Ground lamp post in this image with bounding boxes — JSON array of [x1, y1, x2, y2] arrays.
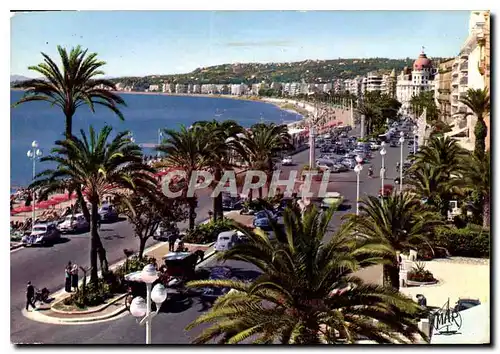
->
[[157, 129, 163, 158], [127, 264, 168, 344], [399, 132, 405, 192], [354, 155, 363, 215], [380, 142, 387, 203], [27, 141, 43, 231], [413, 127, 418, 155]]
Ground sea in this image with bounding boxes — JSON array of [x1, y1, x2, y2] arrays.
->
[[10, 91, 302, 191]]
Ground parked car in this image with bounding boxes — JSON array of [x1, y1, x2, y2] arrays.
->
[[214, 230, 244, 252], [201, 266, 237, 301], [282, 155, 293, 166], [22, 223, 61, 246], [57, 213, 89, 233], [222, 194, 243, 210], [98, 203, 119, 222], [340, 158, 357, 169], [389, 140, 398, 147], [320, 192, 344, 209], [332, 163, 348, 172], [316, 159, 336, 171], [153, 224, 180, 241]]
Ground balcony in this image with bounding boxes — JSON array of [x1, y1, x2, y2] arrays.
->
[[460, 77, 468, 85], [452, 70, 459, 77], [460, 62, 468, 71], [460, 51, 469, 59]]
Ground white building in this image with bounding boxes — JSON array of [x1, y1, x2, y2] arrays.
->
[[270, 82, 282, 91], [192, 84, 201, 94], [148, 84, 160, 92], [446, 10, 488, 151], [344, 77, 362, 97], [364, 72, 383, 93], [175, 84, 187, 94], [289, 83, 300, 96], [396, 49, 437, 115], [231, 84, 247, 96], [187, 84, 194, 94], [162, 83, 173, 93]]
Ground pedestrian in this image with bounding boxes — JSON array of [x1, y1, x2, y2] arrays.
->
[[65, 262, 72, 292], [71, 262, 79, 292], [25, 281, 36, 311], [168, 232, 177, 252]]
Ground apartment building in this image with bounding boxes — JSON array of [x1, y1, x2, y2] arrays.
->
[[192, 84, 201, 94], [175, 84, 187, 94], [381, 69, 397, 98], [148, 84, 160, 92], [333, 79, 345, 94], [364, 72, 383, 93], [344, 77, 362, 97], [446, 10, 489, 151], [230, 83, 247, 96], [434, 58, 454, 122]]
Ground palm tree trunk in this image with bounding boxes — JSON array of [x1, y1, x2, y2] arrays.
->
[[483, 194, 490, 228], [89, 201, 100, 285], [213, 168, 223, 222], [383, 262, 400, 291], [64, 111, 73, 140], [138, 236, 147, 259], [188, 196, 197, 230]]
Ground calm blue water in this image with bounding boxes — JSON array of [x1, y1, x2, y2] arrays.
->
[[10, 91, 301, 189]]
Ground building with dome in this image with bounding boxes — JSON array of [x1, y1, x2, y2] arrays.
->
[[396, 49, 437, 115]]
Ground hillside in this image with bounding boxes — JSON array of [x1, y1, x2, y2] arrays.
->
[[110, 57, 452, 89]]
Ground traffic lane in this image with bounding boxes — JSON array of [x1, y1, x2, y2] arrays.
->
[[13, 259, 261, 344]]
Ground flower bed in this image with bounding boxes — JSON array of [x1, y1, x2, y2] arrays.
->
[[406, 262, 437, 286]]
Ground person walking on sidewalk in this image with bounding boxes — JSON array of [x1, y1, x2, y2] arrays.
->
[[71, 262, 79, 292], [65, 262, 72, 292], [168, 232, 177, 252], [26, 281, 36, 311]]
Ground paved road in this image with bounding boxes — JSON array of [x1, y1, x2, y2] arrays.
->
[[11, 129, 412, 344]]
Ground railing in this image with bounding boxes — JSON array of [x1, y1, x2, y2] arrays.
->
[[459, 63, 468, 71], [460, 77, 468, 85]]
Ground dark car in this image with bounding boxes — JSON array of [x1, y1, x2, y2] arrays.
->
[[389, 140, 398, 147], [222, 194, 242, 210], [153, 225, 180, 241], [98, 203, 119, 222], [201, 267, 236, 301]]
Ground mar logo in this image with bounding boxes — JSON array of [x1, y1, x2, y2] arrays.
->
[[432, 299, 463, 335]]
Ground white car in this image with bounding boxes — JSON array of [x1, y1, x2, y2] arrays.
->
[[369, 141, 381, 150], [58, 213, 89, 233], [282, 156, 293, 166]]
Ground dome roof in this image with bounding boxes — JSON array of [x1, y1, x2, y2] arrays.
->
[[413, 51, 432, 70]]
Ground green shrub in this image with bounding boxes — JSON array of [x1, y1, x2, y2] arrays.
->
[[63, 278, 114, 308], [434, 224, 490, 258], [184, 218, 234, 244]]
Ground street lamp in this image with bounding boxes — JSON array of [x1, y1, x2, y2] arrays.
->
[[157, 129, 163, 158], [127, 264, 168, 344], [354, 155, 363, 215], [380, 143, 387, 203], [399, 132, 405, 192], [27, 141, 43, 231], [413, 127, 418, 155]]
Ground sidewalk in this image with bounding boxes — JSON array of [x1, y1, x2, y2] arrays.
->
[[22, 210, 246, 325]]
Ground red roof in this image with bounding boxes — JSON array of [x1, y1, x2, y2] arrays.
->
[[413, 52, 432, 70]]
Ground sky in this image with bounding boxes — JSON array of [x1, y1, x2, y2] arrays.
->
[[11, 10, 471, 78]]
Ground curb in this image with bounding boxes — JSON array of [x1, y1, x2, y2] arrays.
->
[[51, 293, 127, 315], [10, 244, 24, 251]]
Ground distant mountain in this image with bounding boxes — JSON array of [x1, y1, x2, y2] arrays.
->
[[10, 75, 32, 82]]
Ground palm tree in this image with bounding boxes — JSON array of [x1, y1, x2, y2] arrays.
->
[[32, 126, 157, 284], [344, 192, 443, 290], [463, 150, 490, 228], [356, 103, 381, 136], [234, 123, 292, 199], [12, 45, 126, 139], [185, 205, 427, 344], [13, 45, 127, 220], [458, 88, 490, 159], [192, 120, 244, 222], [156, 126, 212, 230], [408, 136, 466, 217]]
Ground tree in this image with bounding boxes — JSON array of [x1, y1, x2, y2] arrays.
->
[[408, 135, 466, 218], [12, 45, 126, 140], [458, 88, 490, 159], [463, 150, 490, 228], [185, 205, 427, 344], [12, 45, 128, 230], [356, 103, 381, 136], [344, 193, 443, 290], [409, 91, 439, 122], [32, 126, 157, 284], [234, 123, 292, 199], [191, 120, 244, 222], [118, 192, 188, 258], [156, 126, 212, 230]]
